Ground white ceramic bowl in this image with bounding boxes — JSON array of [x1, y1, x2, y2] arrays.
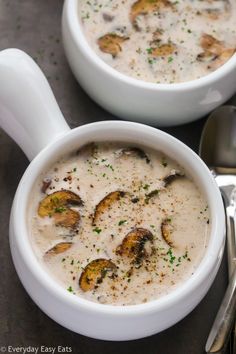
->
[[62, 0, 236, 126], [0, 49, 225, 341]]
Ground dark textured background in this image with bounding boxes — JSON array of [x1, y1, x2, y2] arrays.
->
[[0, 0, 235, 353]]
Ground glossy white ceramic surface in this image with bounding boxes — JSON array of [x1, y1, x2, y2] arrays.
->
[[0, 49, 70, 160], [62, 0, 236, 126], [0, 48, 225, 340]]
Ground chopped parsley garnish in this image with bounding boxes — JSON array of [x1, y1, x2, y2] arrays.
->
[[51, 196, 59, 203], [167, 248, 176, 264], [82, 12, 90, 20], [105, 163, 114, 171], [93, 227, 102, 234], [145, 189, 159, 203], [168, 56, 173, 63], [54, 206, 67, 213], [146, 189, 159, 197], [161, 158, 168, 167], [146, 47, 153, 54], [118, 220, 127, 226], [67, 286, 73, 293]]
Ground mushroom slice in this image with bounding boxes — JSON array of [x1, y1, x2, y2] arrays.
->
[[117, 147, 151, 164], [161, 218, 174, 247], [212, 48, 235, 68], [163, 170, 184, 187], [219, 48, 235, 61], [200, 33, 223, 55], [198, 33, 235, 68], [203, 8, 221, 20], [93, 191, 126, 225], [97, 33, 129, 57], [79, 259, 117, 292], [53, 209, 81, 228], [197, 0, 231, 20], [38, 190, 83, 228], [145, 189, 159, 204], [130, 0, 173, 27], [45, 242, 73, 255], [116, 228, 154, 265], [197, 50, 218, 63], [38, 190, 83, 216], [149, 43, 176, 57]]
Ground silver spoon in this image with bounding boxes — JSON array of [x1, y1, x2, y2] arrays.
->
[[199, 105, 236, 353]]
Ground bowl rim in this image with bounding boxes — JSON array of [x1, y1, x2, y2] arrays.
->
[[63, 0, 236, 91], [12, 120, 225, 316]]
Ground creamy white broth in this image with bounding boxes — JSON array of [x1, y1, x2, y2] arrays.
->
[[29, 143, 210, 305], [79, 0, 236, 83]]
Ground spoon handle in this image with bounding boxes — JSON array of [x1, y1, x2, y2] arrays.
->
[[225, 204, 236, 278], [205, 266, 236, 353], [219, 184, 236, 278]]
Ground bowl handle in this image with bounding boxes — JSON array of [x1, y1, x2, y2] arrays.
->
[[0, 48, 70, 161]]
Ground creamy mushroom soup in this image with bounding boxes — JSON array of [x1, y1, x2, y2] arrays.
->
[[79, 0, 236, 83], [29, 143, 210, 305]]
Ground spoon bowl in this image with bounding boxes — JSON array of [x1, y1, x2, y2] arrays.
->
[[200, 106, 236, 174]]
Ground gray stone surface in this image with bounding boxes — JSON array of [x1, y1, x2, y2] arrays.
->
[[0, 0, 234, 353]]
